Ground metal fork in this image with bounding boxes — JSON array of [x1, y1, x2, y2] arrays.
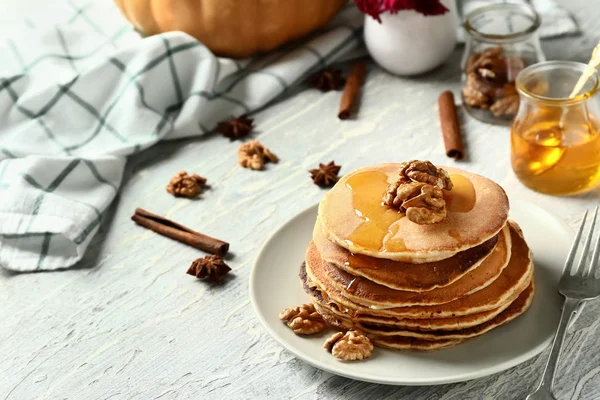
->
[[527, 206, 600, 400]]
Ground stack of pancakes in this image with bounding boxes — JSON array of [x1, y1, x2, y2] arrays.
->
[[301, 163, 534, 350]]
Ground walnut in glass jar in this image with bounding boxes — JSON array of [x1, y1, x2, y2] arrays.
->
[[461, 3, 544, 125]]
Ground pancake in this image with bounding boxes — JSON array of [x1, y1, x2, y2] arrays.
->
[[303, 263, 524, 332], [302, 221, 532, 318], [379, 221, 532, 318], [306, 271, 534, 346], [311, 290, 516, 332], [372, 336, 463, 351], [313, 218, 499, 292], [362, 280, 534, 341], [316, 306, 464, 351], [305, 225, 512, 308], [318, 163, 509, 263]]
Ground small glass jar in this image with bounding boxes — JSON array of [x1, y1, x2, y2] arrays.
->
[[461, 3, 544, 125], [511, 61, 600, 195]]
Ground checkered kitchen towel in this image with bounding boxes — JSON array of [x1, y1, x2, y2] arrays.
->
[[0, 0, 363, 272], [0, 0, 577, 272]]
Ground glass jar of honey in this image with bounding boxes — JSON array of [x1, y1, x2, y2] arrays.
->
[[461, 3, 544, 125], [511, 61, 600, 195]]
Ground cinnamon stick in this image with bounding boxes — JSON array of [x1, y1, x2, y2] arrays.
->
[[131, 208, 229, 256], [438, 91, 464, 160], [338, 60, 366, 120]]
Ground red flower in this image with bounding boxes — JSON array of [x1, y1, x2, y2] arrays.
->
[[355, 0, 449, 22]]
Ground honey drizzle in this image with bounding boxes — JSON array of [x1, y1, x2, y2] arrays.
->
[[345, 171, 405, 253], [445, 174, 476, 213], [346, 278, 359, 293], [345, 253, 391, 270], [448, 229, 462, 240], [345, 171, 477, 252]]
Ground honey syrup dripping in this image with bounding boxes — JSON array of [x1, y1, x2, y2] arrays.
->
[[448, 229, 462, 240], [345, 253, 393, 270], [345, 171, 477, 253], [345, 256, 364, 268], [345, 171, 405, 252], [346, 278, 359, 294], [445, 174, 476, 213]]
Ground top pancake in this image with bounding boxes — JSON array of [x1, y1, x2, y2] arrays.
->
[[318, 163, 509, 262]]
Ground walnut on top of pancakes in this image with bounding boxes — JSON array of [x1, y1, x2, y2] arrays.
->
[[382, 160, 453, 225]]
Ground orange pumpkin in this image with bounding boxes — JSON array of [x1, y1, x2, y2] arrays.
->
[[114, 0, 348, 58]]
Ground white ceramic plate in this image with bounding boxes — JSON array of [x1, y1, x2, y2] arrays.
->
[[249, 200, 574, 385]]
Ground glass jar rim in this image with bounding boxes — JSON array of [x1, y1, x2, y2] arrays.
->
[[464, 3, 541, 43], [516, 61, 600, 106]]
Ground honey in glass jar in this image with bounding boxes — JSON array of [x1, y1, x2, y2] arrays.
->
[[511, 61, 600, 195]]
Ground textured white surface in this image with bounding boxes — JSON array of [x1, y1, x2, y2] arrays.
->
[[1, 1, 600, 399]]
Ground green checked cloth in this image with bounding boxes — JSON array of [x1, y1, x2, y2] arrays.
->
[[0, 0, 363, 272]]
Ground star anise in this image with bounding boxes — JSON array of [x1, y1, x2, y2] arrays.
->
[[217, 115, 254, 140], [310, 161, 341, 187], [307, 68, 345, 92], [187, 255, 231, 283]]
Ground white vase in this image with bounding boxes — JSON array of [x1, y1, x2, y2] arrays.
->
[[364, 0, 458, 76]]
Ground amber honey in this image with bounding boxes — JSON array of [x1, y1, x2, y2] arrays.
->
[[346, 278, 359, 293], [511, 110, 600, 195], [345, 171, 405, 252], [445, 174, 476, 213], [345, 171, 476, 253], [512, 61, 600, 195]]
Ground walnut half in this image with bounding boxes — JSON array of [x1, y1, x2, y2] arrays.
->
[[402, 182, 447, 224], [324, 330, 373, 361], [397, 160, 453, 190], [279, 303, 325, 335], [383, 161, 452, 225], [462, 47, 525, 116], [166, 171, 207, 198], [490, 94, 520, 117], [462, 85, 490, 109], [238, 140, 278, 170]]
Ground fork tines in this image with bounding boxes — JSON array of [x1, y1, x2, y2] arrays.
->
[[568, 206, 600, 278]]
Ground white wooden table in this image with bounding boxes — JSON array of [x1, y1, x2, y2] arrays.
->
[[1, 1, 599, 399]]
